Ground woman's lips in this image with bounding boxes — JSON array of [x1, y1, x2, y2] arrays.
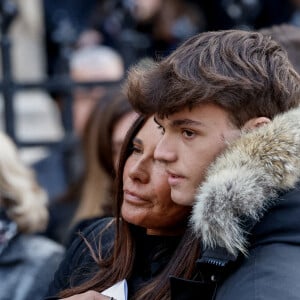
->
[[123, 190, 148, 204]]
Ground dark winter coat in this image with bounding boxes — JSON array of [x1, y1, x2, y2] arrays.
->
[[45, 217, 182, 299], [0, 234, 64, 300], [171, 107, 300, 299]]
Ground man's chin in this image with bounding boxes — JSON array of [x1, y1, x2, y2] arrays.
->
[[171, 190, 194, 207]]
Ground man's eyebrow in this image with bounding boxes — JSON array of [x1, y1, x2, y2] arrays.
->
[[172, 119, 206, 127], [153, 116, 206, 128], [153, 117, 161, 126]]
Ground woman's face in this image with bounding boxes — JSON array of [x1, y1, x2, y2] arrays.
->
[[121, 117, 191, 236]]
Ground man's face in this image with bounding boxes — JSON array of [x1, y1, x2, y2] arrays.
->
[[154, 103, 241, 206]]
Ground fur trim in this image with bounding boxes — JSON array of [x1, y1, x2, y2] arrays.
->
[[191, 107, 300, 256]]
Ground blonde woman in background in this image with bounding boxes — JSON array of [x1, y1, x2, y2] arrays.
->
[[0, 131, 65, 300]]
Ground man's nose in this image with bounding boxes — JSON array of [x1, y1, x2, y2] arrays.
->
[[154, 136, 177, 163]]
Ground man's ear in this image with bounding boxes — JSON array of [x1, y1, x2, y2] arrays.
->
[[242, 117, 271, 131]]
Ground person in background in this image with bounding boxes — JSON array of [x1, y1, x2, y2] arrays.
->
[[2, 0, 65, 157], [0, 131, 65, 300], [43, 45, 126, 245], [42, 0, 98, 78], [287, 0, 300, 27], [0, 0, 65, 202], [33, 44, 125, 206], [65, 44, 126, 186], [77, 0, 206, 67], [259, 23, 300, 74], [125, 29, 300, 299], [70, 45, 125, 137], [69, 89, 137, 236], [46, 89, 136, 246], [45, 115, 193, 300]]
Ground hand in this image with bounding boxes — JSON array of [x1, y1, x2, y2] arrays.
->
[[60, 290, 112, 300]]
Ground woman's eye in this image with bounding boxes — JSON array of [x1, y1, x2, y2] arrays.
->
[[132, 146, 143, 154]]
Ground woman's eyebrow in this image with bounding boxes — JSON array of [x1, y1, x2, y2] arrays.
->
[[132, 137, 143, 145]]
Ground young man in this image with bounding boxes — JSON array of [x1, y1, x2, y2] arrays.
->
[[125, 30, 300, 299]]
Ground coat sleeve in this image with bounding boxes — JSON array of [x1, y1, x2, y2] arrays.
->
[[44, 217, 114, 299], [216, 243, 300, 300]]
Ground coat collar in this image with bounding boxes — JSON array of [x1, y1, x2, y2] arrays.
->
[[190, 107, 300, 256], [0, 210, 18, 256]]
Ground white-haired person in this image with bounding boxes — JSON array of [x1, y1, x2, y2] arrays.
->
[[0, 131, 65, 300], [70, 44, 125, 136], [33, 44, 125, 207]]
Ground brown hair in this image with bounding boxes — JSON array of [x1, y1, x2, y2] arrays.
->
[[86, 88, 134, 179], [125, 29, 300, 127], [59, 115, 200, 300]]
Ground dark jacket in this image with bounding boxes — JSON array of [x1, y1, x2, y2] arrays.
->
[[45, 217, 182, 299], [171, 107, 300, 299], [45, 218, 114, 299], [0, 234, 64, 300]]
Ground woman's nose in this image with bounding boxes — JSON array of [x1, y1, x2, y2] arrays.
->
[[128, 159, 149, 183]]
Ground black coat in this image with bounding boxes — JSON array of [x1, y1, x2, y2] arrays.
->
[[171, 186, 300, 300], [45, 218, 113, 299], [45, 217, 182, 299]]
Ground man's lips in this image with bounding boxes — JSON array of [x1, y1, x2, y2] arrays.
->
[[166, 171, 185, 186], [123, 190, 148, 204]]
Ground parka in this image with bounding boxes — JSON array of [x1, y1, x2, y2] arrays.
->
[[171, 106, 300, 299]]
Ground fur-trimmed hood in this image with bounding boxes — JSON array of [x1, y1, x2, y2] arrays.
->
[[191, 106, 300, 256]]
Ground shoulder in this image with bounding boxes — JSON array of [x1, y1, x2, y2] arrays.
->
[[1, 234, 64, 263], [66, 217, 115, 264], [21, 234, 65, 256], [252, 185, 300, 245], [72, 216, 114, 239], [76, 217, 115, 247], [216, 186, 300, 300], [45, 217, 115, 297], [216, 242, 300, 300], [0, 235, 65, 300]]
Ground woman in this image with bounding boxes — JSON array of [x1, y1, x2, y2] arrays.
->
[[45, 115, 199, 300], [0, 131, 65, 300]]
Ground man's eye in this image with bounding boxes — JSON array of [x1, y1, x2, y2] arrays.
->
[[157, 124, 165, 135], [182, 130, 195, 138]]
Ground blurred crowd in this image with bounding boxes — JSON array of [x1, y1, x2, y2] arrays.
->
[[1, 0, 300, 299]]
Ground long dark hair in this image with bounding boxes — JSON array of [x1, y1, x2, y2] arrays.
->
[[59, 115, 201, 300]]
